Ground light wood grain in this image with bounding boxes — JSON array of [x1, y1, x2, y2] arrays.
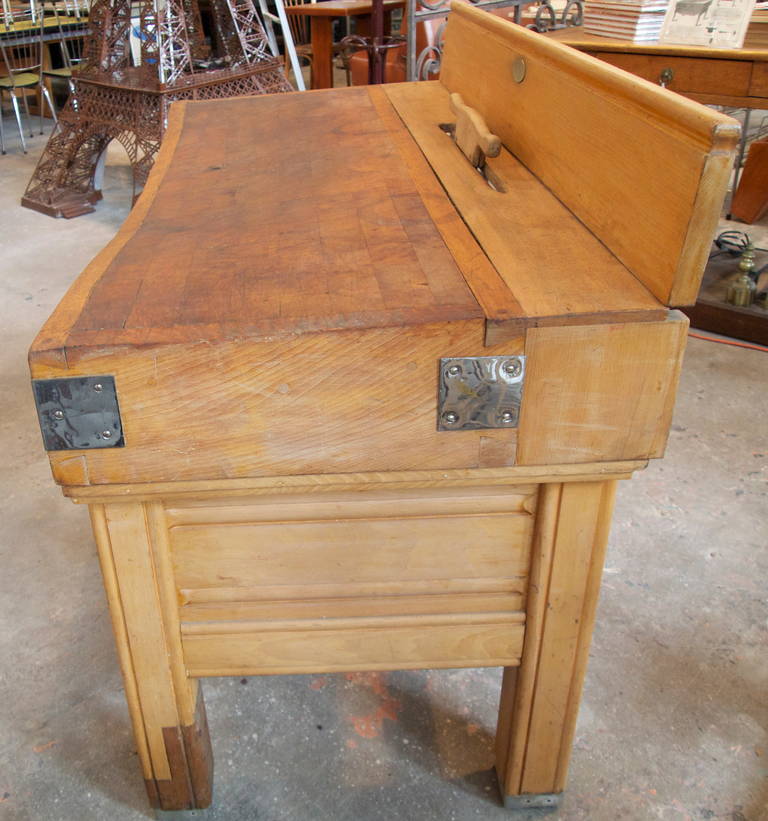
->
[[169, 513, 533, 592], [103, 502, 180, 781], [495, 480, 617, 798], [95, 501, 213, 809], [180, 592, 525, 624], [449, 92, 501, 166], [440, 3, 739, 306], [37, 320, 520, 485], [182, 620, 525, 677], [496, 482, 562, 794], [367, 86, 525, 326], [165, 483, 537, 526], [554, 481, 617, 790], [180, 577, 528, 605], [520, 481, 616, 794], [517, 313, 689, 465], [64, 463, 645, 502], [384, 81, 666, 340], [145, 502, 198, 727], [89, 504, 154, 781]]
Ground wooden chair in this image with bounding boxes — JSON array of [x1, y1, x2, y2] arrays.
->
[[254, 0, 307, 90], [40, 0, 88, 101], [0, 5, 57, 153]]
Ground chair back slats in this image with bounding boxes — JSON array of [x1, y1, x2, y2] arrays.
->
[[0, 5, 44, 79]]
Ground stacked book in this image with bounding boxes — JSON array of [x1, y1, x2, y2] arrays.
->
[[583, 0, 670, 42]]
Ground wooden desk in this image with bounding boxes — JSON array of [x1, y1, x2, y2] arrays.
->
[[547, 25, 768, 108], [286, 0, 404, 88], [29, 4, 735, 812]]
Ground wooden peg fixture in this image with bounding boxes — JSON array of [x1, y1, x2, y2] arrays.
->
[[449, 91, 502, 168]]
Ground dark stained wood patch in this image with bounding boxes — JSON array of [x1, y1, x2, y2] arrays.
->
[[146, 688, 214, 811], [183, 687, 214, 808]]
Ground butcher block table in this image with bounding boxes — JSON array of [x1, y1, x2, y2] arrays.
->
[[29, 3, 738, 812]]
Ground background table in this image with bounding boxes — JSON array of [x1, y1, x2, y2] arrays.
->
[[547, 25, 768, 108], [286, 0, 404, 88]]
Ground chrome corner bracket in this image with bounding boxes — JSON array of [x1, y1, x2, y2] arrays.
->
[[503, 792, 562, 810], [438, 356, 525, 431], [32, 375, 124, 451]]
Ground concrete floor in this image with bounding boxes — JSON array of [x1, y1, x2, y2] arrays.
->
[[0, 118, 766, 821]]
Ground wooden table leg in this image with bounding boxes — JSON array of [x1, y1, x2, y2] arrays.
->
[[310, 16, 334, 89], [89, 501, 213, 810], [495, 480, 618, 807]]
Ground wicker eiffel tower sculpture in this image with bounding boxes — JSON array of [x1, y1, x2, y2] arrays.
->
[[22, 0, 292, 218]]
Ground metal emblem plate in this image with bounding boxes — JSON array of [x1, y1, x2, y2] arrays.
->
[[438, 356, 525, 431], [32, 376, 124, 451]]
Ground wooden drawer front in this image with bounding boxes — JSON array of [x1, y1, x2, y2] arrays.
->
[[750, 63, 768, 98], [590, 53, 753, 97], [168, 484, 535, 676]]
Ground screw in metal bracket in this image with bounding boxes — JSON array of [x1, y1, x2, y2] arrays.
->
[[446, 364, 462, 377], [52, 409, 64, 420], [441, 411, 460, 425], [498, 410, 515, 424], [502, 358, 523, 378], [101, 430, 112, 439], [93, 383, 103, 392]]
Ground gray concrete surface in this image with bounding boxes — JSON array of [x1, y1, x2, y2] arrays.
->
[[0, 119, 766, 821]]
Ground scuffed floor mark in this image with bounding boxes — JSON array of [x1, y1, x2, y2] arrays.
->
[[345, 672, 402, 740], [32, 741, 57, 753]]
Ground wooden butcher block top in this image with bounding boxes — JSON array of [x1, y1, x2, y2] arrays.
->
[[30, 3, 739, 488]]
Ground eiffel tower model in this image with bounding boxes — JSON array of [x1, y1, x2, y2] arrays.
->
[[23, 0, 292, 218]]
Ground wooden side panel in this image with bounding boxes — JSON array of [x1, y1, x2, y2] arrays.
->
[[170, 513, 533, 591], [182, 619, 525, 677], [166, 482, 534, 678], [440, 2, 739, 305], [169, 485, 535, 604], [34, 320, 524, 485], [516, 313, 689, 465]]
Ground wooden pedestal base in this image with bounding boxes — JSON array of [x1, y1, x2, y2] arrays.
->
[[77, 465, 630, 810]]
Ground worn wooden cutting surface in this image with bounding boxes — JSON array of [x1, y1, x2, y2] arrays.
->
[[32, 75, 679, 359], [35, 87, 485, 355]]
